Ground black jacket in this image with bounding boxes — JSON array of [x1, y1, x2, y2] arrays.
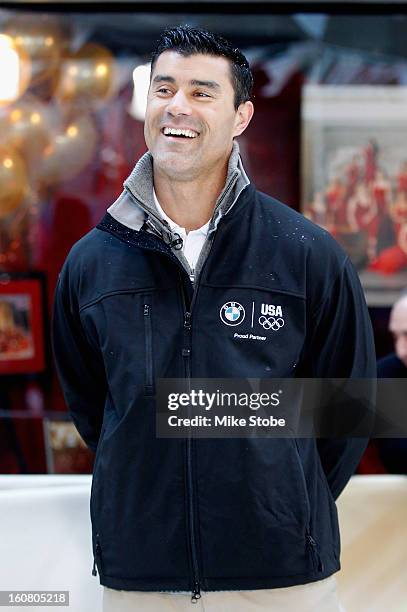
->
[[52, 180, 376, 598]]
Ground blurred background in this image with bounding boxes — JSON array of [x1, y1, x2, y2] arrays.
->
[[0, 2, 406, 474]]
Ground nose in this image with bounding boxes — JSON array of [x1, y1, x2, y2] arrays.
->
[[165, 89, 192, 116]]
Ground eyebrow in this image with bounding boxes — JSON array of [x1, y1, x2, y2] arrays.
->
[[152, 75, 221, 90]]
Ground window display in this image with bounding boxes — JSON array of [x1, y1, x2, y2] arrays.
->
[[0, 7, 406, 472], [302, 85, 407, 305]]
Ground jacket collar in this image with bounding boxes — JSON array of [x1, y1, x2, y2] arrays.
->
[[107, 140, 250, 239]]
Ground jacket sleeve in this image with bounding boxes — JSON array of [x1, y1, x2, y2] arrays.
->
[[51, 268, 108, 453], [303, 255, 376, 500]]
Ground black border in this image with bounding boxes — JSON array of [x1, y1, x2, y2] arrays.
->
[[0, 2, 407, 15]]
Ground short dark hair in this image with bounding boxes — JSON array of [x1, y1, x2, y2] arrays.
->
[[150, 25, 253, 110]]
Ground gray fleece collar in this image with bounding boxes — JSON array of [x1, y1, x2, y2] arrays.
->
[[107, 140, 250, 237]]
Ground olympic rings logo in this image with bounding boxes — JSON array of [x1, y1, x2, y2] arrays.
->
[[258, 316, 285, 331]]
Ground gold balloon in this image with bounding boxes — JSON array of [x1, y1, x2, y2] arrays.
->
[[56, 43, 115, 107], [0, 34, 31, 104], [0, 146, 28, 219], [39, 114, 98, 185], [4, 15, 67, 88], [0, 96, 51, 167]]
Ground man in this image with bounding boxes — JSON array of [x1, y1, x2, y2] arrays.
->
[[378, 289, 407, 377], [52, 25, 376, 611], [376, 289, 407, 473]]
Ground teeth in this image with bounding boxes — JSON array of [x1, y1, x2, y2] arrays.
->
[[163, 127, 198, 138]]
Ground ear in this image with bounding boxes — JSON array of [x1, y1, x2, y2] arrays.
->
[[232, 101, 254, 138]]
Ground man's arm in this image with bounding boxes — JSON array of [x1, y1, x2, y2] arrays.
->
[[51, 270, 107, 453], [304, 256, 376, 500]]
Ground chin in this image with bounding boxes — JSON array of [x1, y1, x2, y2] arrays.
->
[[153, 154, 198, 180]]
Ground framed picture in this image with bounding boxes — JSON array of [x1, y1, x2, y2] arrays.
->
[[0, 273, 46, 374], [302, 85, 407, 306], [43, 417, 94, 474]]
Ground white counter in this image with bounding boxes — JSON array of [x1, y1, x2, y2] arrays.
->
[[0, 475, 406, 612]]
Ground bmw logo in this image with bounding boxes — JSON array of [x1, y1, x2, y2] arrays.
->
[[220, 301, 245, 326]]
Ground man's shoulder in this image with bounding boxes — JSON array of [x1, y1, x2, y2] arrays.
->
[[253, 189, 347, 265], [58, 223, 119, 289], [377, 353, 407, 377], [63, 223, 117, 265], [67, 226, 101, 253], [255, 190, 332, 234]]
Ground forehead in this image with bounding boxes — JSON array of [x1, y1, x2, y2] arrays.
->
[[151, 50, 233, 89]]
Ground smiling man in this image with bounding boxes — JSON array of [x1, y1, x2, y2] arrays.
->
[[144, 49, 252, 235], [52, 25, 375, 612]]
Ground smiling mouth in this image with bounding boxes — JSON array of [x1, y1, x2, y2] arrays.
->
[[161, 127, 200, 139]]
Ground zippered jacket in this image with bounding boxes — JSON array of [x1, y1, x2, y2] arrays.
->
[[52, 146, 376, 599]]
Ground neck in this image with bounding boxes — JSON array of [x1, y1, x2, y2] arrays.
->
[[153, 159, 229, 233]]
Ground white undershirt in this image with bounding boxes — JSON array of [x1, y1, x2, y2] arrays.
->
[[153, 189, 209, 272]]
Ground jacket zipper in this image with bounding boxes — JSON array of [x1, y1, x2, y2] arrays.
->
[[178, 218, 226, 602], [92, 534, 102, 576], [306, 532, 324, 572], [143, 301, 154, 395], [180, 276, 201, 604], [150, 224, 223, 602], [293, 441, 324, 572]]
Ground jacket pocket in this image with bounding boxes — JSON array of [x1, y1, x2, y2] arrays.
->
[[93, 423, 106, 469], [90, 426, 105, 526], [291, 438, 311, 526], [142, 296, 154, 396]]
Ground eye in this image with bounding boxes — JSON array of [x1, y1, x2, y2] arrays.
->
[[195, 92, 211, 98], [156, 87, 171, 95]]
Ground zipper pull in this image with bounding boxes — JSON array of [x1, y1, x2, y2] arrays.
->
[[184, 312, 191, 329], [189, 267, 195, 283], [306, 534, 317, 547], [92, 539, 102, 576], [190, 582, 201, 604], [144, 304, 150, 316]]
